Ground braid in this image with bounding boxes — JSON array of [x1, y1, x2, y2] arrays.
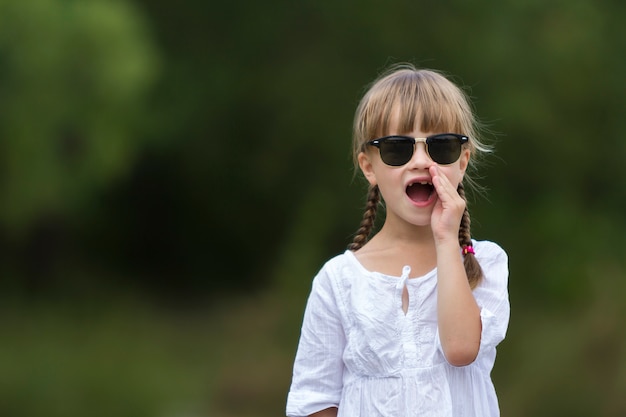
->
[[348, 185, 380, 251], [457, 183, 484, 289], [457, 183, 472, 247]]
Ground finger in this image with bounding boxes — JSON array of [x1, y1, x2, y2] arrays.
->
[[431, 166, 465, 212], [431, 166, 455, 201]]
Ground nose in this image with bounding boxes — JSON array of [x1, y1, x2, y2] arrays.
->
[[407, 141, 432, 168]]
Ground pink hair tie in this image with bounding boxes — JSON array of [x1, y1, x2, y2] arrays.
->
[[462, 245, 475, 256]]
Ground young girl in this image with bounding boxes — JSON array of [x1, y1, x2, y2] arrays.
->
[[286, 64, 510, 417]]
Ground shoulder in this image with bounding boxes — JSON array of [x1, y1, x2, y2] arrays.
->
[[311, 250, 367, 298], [473, 240, 508, 266], [311, 251, 356, 287], [316, 251, 360, 277], [323, 250, 355, 269], [472, 240, 509, 290], [305, 251, 361, 319]]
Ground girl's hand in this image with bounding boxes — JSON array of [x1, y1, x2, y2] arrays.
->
[[429, 165, 465, 244]]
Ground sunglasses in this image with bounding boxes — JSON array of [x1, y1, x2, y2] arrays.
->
[[366, 133, 469, 166]]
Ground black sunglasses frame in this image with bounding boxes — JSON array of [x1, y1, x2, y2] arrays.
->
[[366, 133, 469, 166]]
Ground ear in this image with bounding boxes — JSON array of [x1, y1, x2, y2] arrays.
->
[[358, 151, 377, 186], [458, 148, 471, 177]]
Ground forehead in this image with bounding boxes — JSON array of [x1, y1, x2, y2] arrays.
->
[[380, 100, 457, 137]]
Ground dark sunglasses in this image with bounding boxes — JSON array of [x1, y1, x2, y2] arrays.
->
[[366, 133, 469, 166]]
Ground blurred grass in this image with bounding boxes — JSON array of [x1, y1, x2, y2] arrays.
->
[[0, 289, 299, 417], [0, 296, 221, 417], [2, 258, 625, 417]]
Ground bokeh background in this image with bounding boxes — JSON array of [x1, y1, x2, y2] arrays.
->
[[1, 0, 625, 416]]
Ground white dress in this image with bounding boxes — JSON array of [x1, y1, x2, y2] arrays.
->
[[286, 240, 510, 417]]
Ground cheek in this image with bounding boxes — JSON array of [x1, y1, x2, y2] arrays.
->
[[440, 166, 465, 186], [370, 166, 402, 195]]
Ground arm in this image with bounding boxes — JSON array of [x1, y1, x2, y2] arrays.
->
[[430, 166, 481, 366], [435, 241, 481, 366]]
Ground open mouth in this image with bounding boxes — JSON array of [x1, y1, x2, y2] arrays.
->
[[406, 181, 434, 203]]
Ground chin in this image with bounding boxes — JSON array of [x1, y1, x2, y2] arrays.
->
[[401, 214, 433, 229]]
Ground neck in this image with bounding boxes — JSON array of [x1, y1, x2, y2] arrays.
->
[[360, 223, 436, 261], [377, 219, 435, 246], [355, 223, 438, 278]]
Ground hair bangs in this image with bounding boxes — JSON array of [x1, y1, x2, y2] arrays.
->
[[353, 65, 487, 170], [356, 69, 469, 138]]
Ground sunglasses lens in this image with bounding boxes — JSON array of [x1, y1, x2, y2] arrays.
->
[[379, 138, 414, 166], [427, 134, 462, 164]]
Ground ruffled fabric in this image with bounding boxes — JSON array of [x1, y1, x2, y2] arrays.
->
[[287, 240, 510, 417]]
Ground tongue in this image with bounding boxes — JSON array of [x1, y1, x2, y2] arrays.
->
[[407, 184, 432, 202]]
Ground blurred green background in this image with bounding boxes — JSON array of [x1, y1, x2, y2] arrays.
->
[[1, 0, 625, 416]]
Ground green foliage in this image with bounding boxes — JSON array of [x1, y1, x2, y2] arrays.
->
[[0, 0, 158, 235]]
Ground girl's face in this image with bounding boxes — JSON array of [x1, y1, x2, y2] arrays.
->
[[358, 123, 470, 229]]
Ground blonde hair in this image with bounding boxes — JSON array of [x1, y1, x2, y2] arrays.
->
[[348, 64, 490, 289]]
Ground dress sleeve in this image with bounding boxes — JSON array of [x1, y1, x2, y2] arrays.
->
[[473, 242, 510, 355], [286, 266, 346, 417]]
